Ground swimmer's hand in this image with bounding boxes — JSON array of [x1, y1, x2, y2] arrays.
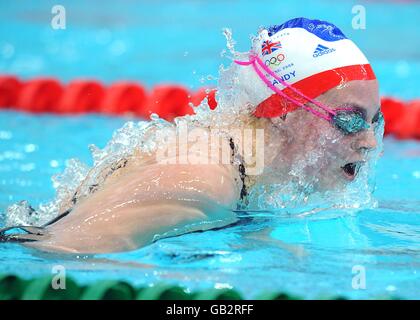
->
[[26, 161, 241, 254]]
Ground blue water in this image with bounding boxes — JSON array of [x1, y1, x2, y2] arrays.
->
[[0, 111, 419, 299], [1, 0, 419, 299]]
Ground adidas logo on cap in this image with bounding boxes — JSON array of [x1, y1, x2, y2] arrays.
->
[[313, 44, 336, 58]]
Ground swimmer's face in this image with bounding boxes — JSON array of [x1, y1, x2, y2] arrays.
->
[[270, 80, 382, 190]]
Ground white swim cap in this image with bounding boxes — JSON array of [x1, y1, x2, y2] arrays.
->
[[242, 17, 376, 118]]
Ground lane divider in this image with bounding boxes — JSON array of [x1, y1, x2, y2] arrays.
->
[[0, 75, 215, 121], [381, 97, 420, 139], [59, 80, 105, 114], [0, 75, 419, 140], [1, 273, 402, 299]]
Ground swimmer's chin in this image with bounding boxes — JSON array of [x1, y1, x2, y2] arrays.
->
[[313, 172, 352, 192]]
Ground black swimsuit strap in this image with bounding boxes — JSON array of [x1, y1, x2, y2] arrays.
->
[[42, 208, 72, 227], [228, 137, 248, 205]]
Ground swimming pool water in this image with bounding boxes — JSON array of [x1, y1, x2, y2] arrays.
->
[[0, 110, 419, 299], [0, 0, 419, 299]]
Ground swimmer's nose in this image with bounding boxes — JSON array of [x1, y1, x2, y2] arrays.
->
[[353, 128, 378, 152]]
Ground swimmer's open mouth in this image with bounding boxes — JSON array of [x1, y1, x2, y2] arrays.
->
[[341, 161, 363, 180]]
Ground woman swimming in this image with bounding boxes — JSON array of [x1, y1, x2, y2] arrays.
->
[[0, 17, 384, 253]]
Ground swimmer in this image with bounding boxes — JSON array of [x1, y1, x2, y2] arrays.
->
[[0, 18, 383, 254]]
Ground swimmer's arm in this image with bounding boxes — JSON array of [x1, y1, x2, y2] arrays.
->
[[120, 162, 243, 244], [33, 163, 242, 253]]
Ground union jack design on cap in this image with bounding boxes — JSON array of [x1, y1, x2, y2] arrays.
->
[[261, 40, 282, 56]]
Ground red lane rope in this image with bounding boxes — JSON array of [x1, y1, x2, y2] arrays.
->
[[0, 75, 216, 121], [0, 75, 418, 140]]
